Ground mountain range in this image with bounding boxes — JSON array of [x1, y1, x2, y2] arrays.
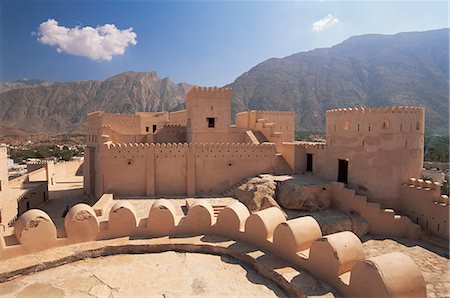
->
[[0, 28, 448, 136]]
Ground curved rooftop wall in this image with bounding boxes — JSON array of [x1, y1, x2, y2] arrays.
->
[[0, 200, 426, 298]]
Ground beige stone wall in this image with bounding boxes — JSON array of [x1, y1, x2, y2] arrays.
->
[[235, 110, 295, 151], [95, 142, 277, 198], [168, 110, 187, 126], [186, 87, 234, 143], [0, 147, 9, 223], [400, 179, 449, 239], [154, 125, 187, 143], [322, 107, 424, 209]]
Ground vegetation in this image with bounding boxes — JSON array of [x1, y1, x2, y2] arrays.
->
[[9, 145, 84, 164], [295, 130, 325, 142], [424, 134, 449, 162]]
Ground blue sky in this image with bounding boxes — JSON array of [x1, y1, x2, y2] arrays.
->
[[0, 1, 448, 86]]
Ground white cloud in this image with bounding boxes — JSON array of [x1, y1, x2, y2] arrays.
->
[[36, 19, 137, 61], [312, 14, 340, 32]]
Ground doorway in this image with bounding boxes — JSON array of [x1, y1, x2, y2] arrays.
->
[[337, 159, 348, 184], [306, 154, 313, 172]]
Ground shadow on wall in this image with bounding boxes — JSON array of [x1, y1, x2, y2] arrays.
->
[[75, 163, 83, 176]]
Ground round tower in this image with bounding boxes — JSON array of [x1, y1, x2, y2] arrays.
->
[[324, 106, 424, 209]]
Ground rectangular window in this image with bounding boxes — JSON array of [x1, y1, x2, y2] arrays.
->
[[207, 117, 215, 128], [153, 125, 157, 133], [146, 126, 149, 132], [0, 180, 2, 192], [306, 154, 313, 172], [337, 159, 349, 184]]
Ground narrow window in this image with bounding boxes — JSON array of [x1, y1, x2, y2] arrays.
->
[[152, 125, 157, 133], [383, 120, 389, 130], [337, 159, 349, 184], [207, 117, 215, 128], [343, 121, 349, 130], [357, 124, 360, 131], [437, 224, 440, 232], [400, 124, 403, 132], [416, 122, 420, 130], [146, 126, 149, 132], [368, 125, 371, 132], [306, 154, 313, 172], [0, 180, 2, 191]]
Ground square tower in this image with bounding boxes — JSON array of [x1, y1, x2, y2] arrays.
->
[[186, 87, 232, 143]]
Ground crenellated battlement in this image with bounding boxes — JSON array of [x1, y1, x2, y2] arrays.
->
[[400, 177, 449, 239], [102, 141, 276, 151], [326, 105, 425, 135], [326, 106, 424, 116], [294, 141, 327, 150], [186, 86, 232, 100], [0, 147, 7, 157], [0, 200, 426, 297]]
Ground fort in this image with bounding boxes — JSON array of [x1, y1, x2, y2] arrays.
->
[[0, 86, 448, 297]]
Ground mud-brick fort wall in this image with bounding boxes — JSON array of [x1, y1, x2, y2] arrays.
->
[[186, 87, 245, 144], [236, 110, 295, 151], [400, 178, 449, 238], [318, 107, 424, 210], [94, 142, 277, 198], [0, 147, 9, 222], [283, 107, 425, 210]]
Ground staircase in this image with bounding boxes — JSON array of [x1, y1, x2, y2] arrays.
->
[[221, 177, 251, 197], [212, 205, 227, 217], [272, 154, 293, 175], [253, 131, 268, 143]]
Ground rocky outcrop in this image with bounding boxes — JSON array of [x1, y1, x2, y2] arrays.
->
[[285, 209, 369, 238], [227, 175, 285, 215], [276, 178, 331, 211]]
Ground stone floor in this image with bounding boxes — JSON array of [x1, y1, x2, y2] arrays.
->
[[362, 235, 450, 298], [0, 252, 286, 298]]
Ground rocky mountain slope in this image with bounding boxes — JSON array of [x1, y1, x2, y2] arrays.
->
[[0, 72, 191, 135], [0, 29, 448, 136], [229, 28, 449, 133], [0, 78, 54, 93]]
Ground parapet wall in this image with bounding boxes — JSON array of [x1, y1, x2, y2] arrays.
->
[[154, 125, 187, 143], [95, 142, 278, 198], [326, 106, 425, 135], [330, 182, 421, 239], [400, 178, 449, 239], [236, 110, 295, 152], [168, 110, 187, 126], [186, 86, 232, 100], [0, 201, 426, 298]]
